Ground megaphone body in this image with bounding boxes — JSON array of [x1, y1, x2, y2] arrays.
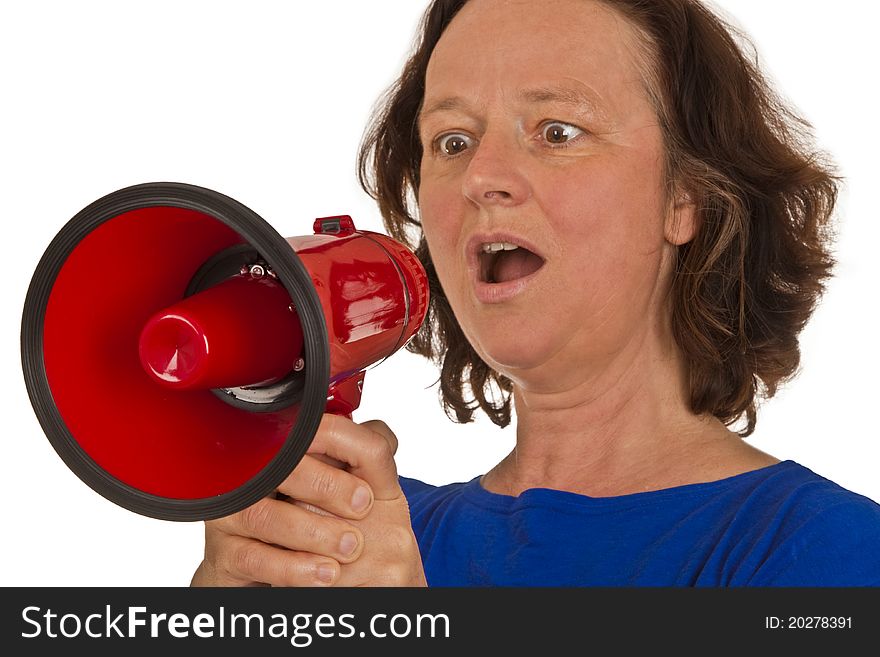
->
[[21, 182, 428, 521]]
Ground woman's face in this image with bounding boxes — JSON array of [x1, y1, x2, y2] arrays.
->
[[417, 0, 693, 393]]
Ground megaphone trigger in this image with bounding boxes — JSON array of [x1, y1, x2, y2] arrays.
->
[[325, 370, 367, 419]]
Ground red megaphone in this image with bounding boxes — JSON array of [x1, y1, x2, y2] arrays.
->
[[20, 182, 428, 521]]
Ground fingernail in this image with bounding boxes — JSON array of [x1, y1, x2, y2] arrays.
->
[[339, 532, 359, 556], [351, 486, 371, 513], [316, 564, 336, 585]]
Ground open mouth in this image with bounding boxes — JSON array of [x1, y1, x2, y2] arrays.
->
[[479, 242, 546, 284]]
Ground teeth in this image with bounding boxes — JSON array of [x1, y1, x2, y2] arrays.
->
[[481, 242, 520, 253]]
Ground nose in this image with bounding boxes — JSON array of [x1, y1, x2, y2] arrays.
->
[[461, 130, 531, 209]]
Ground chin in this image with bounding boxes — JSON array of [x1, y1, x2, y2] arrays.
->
[[471, 328, 560, 375]]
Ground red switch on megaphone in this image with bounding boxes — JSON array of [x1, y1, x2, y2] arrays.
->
[[20, 182, 429, 521]]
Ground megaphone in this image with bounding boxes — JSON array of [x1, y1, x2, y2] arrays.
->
[[21, 182, 429, 521]]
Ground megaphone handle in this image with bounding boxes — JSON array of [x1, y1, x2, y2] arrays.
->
[[325, 370, 366, 419], [275, 373, 364, 495]]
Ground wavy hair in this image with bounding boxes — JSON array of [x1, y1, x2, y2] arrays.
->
[[357, 0, 840, 437]]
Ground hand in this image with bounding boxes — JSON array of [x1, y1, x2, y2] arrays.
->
[[190, 413, 426, 587], [329, 416, 427, 587]]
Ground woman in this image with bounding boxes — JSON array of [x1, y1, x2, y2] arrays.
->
[[192, 0, 880, 587]]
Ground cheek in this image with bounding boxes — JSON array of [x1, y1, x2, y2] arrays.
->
[[550, 151, 666, 258], [417, 183, 464, 288], [539, 154, 669, 320], [416, 184, 445, 240]]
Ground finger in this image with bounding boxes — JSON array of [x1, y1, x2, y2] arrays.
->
[[216, 497, 364, 564], [311, 453, 347, 469], [308, 414, 401, 501], [359, 419, 399, 456], [276, 453, 374, 519], [217, 534, 341, 587], [291, 499, 337, 518]]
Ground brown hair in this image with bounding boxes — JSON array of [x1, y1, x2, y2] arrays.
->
[[357, 0, 839, 437]]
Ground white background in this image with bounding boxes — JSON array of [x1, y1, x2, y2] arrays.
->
[[1, 1, 877, 586]]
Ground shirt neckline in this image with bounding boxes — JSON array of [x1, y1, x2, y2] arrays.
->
[[464, 459, 799, 511]]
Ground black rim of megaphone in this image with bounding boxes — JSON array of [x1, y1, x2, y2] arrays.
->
[[20, 182, 331, 521]]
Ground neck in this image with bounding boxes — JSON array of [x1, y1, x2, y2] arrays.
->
[[481, 324, 746, 498]]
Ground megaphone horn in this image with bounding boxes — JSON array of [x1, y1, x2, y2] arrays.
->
[[21, 182, 428, 521]]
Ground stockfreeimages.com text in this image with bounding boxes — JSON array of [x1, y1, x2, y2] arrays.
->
[[21, 605, 450, 647]]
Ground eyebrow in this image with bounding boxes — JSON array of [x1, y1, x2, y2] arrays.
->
[[520, 86, 607, 114], [419, 86, 610, 124]]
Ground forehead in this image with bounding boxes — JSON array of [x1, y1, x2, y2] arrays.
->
[[425, 0, 653, 118]]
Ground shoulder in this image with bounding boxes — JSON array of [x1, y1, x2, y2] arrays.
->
[[398, 475, 476, 529], [738, 462, 880, 586], [746, 460, 880, 521], [399, 475, 470, 507], [398, 475, 437, 499]]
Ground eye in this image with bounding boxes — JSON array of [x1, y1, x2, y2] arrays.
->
[[541, 121, 584, 146], [435, 133, 473, 157]]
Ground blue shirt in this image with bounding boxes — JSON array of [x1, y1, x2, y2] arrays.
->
[[400, 460, 880, 586]]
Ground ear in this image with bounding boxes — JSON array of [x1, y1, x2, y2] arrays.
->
[[664, 191, 699, 246]]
